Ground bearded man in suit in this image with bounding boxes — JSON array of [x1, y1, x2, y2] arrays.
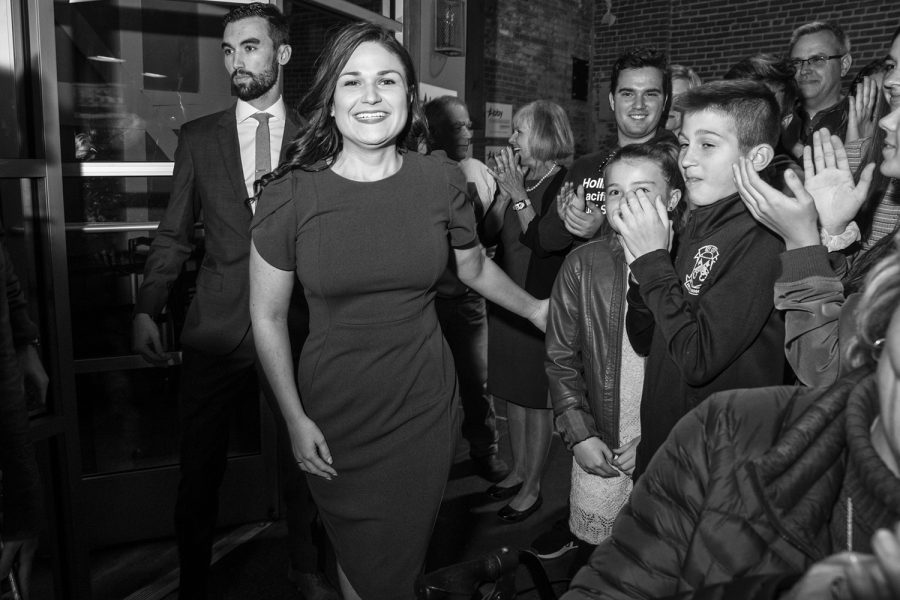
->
[[132, 4, 334, 599]]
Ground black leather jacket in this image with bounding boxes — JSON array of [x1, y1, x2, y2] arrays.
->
[[545, 232, 629, 450]]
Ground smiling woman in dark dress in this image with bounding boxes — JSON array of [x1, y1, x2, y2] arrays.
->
[[482, 100, 574, 522], [248, 22, 548, 600]]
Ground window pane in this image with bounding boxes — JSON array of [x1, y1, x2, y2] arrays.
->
[[55, 0, 234, 164], [0, 0, 30, 158]]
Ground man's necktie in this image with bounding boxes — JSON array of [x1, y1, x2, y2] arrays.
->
[[252, 112, 272, 178], [248, 112, 271, 214]]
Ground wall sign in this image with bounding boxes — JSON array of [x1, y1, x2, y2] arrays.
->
[[485, 102, 512, 138]]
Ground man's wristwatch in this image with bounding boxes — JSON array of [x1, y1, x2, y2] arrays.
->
[[512, 198, 532, 212]]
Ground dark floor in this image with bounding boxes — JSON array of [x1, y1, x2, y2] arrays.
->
[[87, 409, 586, 600]]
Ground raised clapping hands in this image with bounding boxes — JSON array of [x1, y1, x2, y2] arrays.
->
[[555, 181, 606, 239], [733, 157, 819, 250], [734, 128, 874, 250], [609, 190, 672, 261], [490, 146, 528, 200], [846, 76, 880, 144], [804, 128, 875, 235]]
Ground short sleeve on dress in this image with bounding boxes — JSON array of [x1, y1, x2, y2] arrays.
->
[[445, 161, 478, 250], [250, 173, 297, 271]]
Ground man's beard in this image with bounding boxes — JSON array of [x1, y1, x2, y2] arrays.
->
[[232, 57, 279, 101]]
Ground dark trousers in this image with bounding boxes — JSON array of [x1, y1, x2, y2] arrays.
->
[[174, 335, 322, 599], [435, 292, 499, 458]]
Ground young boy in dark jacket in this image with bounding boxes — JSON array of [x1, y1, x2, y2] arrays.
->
[[612, 80, 787, 478]]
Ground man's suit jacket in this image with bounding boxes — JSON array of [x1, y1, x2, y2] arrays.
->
[[135, 105, 300, 355]]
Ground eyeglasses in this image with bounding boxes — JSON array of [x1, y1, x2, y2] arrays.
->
[[790, 54, 844, 69], [452, 120, 474, 132]]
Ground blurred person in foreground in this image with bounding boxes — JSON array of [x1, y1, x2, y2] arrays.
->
[[0, 230, 48, 600]]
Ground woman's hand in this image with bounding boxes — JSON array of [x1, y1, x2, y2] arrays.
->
[[803, 128, 875, 235], [611, 436, 640, 476], [733, 156, 820, 250], [610, 190, 671, 260], [288, 416, 337, 480], [490, 146, 528, 201], [573, 437, 619, 477]]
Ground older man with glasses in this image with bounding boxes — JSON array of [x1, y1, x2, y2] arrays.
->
[[782, 20, 853, 159]]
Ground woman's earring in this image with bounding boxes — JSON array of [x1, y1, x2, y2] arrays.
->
[[873, 337, 886, 357]]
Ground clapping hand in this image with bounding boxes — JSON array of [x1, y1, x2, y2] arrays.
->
[[556, 181, 576, 219], [560, 183, 605, 239], [734, 128, 874, 250], [846, 76, 879, 144], [609, 190, 671, 261], [490, 146, 528, 200], [733, 157, 820, 250], [804, 128, 875, 235]]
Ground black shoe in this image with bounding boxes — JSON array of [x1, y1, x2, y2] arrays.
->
[[485, 481, 523, 500], [289, 571, 339, 600], [497, 495, 543, 524], [472, 454, 511, 482]]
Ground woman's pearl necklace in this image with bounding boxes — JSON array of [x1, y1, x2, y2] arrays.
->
[[525, 162, 559, 192]]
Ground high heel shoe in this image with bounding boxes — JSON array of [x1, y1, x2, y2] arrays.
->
[[485, 481, 523, 500], [497, 494, 543, 523]]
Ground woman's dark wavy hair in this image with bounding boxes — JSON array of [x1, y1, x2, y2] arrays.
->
[[256, 22, 426, 194]]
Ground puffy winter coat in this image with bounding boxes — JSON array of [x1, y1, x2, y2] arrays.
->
[[562, 369, 900, 600]]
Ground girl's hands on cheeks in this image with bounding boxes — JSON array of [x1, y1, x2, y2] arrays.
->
[[610, 190, 670, 261]]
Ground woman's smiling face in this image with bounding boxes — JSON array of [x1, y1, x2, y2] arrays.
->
[[331, 41, 409, 153], [879, 105, 900, 178]]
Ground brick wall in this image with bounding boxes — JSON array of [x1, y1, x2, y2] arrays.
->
[[590, 0, 900, 151], [483, 0, 595, 157]]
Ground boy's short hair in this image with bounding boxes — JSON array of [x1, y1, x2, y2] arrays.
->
[[675, 80, 780, 151], [723, 53, 799, 120], [788, 20, 850, 55]]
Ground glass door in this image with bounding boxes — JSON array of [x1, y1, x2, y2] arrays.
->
[[54, 0, 281, 549]]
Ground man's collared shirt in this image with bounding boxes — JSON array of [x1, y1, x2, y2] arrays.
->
[[236, 97, 286, 199], [781, 95, 849, 159]]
